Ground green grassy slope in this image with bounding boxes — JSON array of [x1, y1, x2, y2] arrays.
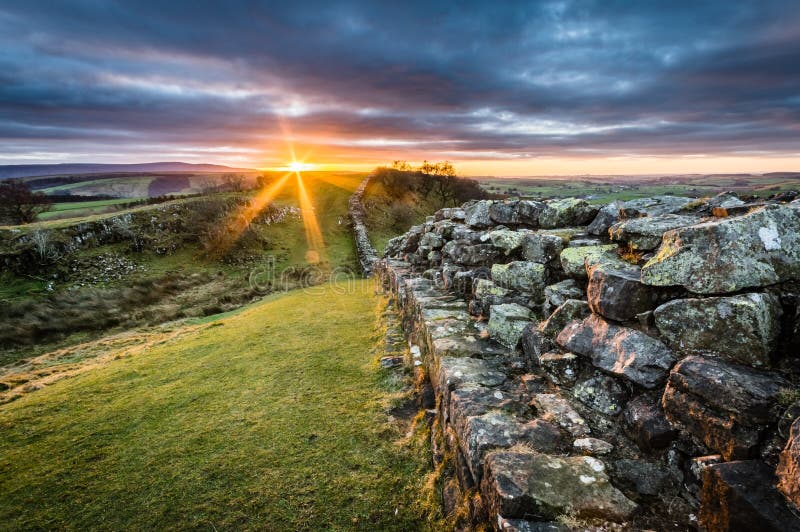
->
[[0, 173, 366, 358], [479, 175, 800, 204], [37, 198, 138, 220], [361, 179, 441, 254], [0, 280, 433, 530]]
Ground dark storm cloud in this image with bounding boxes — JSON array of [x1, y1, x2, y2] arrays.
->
[[1, 0, 799, 162]]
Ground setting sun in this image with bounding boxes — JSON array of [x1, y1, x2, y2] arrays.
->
[[287, 161, 315, 172]]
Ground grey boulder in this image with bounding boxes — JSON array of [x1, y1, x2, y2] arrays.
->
[[641, 205, 800, 294], [492, 261, 547, 293], [661, 355, 789, 460], [488, 303, 533, 348], [557, 314, 676, 389], [654, 292, 782, 367], [586, 257, 657, 322], [609, 214, 700, 251], [482, 452, 638, 522], [538, 198, 599, 229]]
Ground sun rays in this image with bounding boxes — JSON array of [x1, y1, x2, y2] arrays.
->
[[209, 158, 328, 267], [205, 114, 332, 264], [294, 170, 327, 264]]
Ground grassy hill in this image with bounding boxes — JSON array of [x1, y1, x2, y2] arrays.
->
[[0, 280, 438, 530], [479, 173, 800, 203], [0, 172, 366, 362], [0, 162, 256, 180], [361, 169, 488, 253]]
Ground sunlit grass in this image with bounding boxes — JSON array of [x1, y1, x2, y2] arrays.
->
[[0, 280, 433, 530], [295, 172, 327, 264]]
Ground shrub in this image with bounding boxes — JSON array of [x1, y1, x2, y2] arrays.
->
[[388, 203, 415, 231]]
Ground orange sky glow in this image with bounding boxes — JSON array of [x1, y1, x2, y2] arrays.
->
[[254, 142, 800, 177]]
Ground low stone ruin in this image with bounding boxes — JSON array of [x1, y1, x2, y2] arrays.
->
[[348, 177, 380, 276], [375, 192, 800, 530]]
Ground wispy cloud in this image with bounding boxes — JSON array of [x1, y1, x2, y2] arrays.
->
[[0, 1, 799, 171]]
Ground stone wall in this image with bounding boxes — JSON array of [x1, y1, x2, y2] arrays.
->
[[376, 193, 800, 530], [348, 176, 379, 276]]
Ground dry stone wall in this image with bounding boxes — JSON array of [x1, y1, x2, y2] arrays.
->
[[348, 176, 379, 276], [376, 192, 800, 531]]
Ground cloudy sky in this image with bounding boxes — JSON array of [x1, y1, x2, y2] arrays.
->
[[1, 1, 799, 175]]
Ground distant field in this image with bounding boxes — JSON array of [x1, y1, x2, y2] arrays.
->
[[23, 170, 371, 201], [39, 175, 157, 196], [479, 173, 800, 203], [32, 173, 238, 197], [37, 198, 138, 220]]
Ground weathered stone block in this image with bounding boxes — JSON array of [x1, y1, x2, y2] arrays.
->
[[662, 355, 789, 460], [432, 336, 508, 359], [538, 352, 579, 385], [538, 299, 590, 339], [574, 374, 628, 416], [653, 292, 782, 367], [464, 200, 493, 228], [556, 314, 676, 389], [491, 261, 547, 293], [482, 452, 638, 521], [449, 385, 516, 423], [642, 205, 800, 294], [458, 412, 562, 483], [482, 229, 528, 255], [538, 198, 599, 229], [543, 279, 584, 309], [488, 303, 533, 348], [699, 460, 800, 532], [444, 242, 500, 266], [419, 231, 445, 249], [435, 207, 466, 222], [586, 258, 656, 321], [489, 200, 545, 226], [622, 395, 677, 452], [619, 195, 695, 218], [609, 214, 699, 251], [531, 393, 589, 437], [521, 233, 564, 264], [574, 437, 614, 455], [520, 324, 554, 368], [436, 357, 506, 395], [473, 278, 510, 312], [587, 200, 623, 235], [559, 244, 618, 279], [613, 459, 671, 497]]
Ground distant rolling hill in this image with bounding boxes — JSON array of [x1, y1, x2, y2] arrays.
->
[[0, 162, 257, 179]]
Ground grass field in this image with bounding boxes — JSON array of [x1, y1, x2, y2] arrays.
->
[[0, 280, 436, 530], [480, 174, 800, 204], [35, 173, 237, 197], [37, 198, 138, 220]]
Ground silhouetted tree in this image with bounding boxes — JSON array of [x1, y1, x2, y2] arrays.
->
[[0, 180, 52, 224], [222, 174, 246, 192]]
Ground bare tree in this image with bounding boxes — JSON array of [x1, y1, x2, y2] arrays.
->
[[0, 180, 52, 224], [29, 229, 60, 263]]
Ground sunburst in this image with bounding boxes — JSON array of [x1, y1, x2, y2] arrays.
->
[[208, 128, 327, 267]]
